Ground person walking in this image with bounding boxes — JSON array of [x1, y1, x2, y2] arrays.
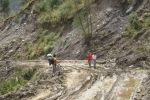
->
[[92, 53, 97, 69], [51, 53, 57, 74], [87, 51, 92, 68]]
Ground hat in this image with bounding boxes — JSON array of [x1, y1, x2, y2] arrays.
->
[[47, 53, 52, 57]]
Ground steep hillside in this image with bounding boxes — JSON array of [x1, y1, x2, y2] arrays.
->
[[52, 0, 150, 68], [1, 0, 150, 63], [0, 0, 150, 68], [0, 0, 150, 99], [0, 0, 36, 60]]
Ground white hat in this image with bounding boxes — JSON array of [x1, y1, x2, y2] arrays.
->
[[47, 54, 52, 57]]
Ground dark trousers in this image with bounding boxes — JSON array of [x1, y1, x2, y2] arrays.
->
[[53, 64, 57, 73], [88, 60, 92, 67], [93, 59, 96, 68], [48, 59, 51, 66]]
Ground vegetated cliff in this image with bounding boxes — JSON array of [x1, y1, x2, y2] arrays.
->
[[0, 0, 150, 68]]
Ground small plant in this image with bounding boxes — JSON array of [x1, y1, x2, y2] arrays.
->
[[22, 68, 36, 80], [125, 11, 150, 38], [0, 66, 36, 95], [126, 12, 142, 37]]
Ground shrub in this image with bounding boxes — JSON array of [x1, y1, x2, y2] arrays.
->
[[126, 12, 142, 37], [125, 11, 150, 38], [22, 68, 36, 80], [34, 0, 94, 26], [33, 0, 50, 12], [27, 31, 59, 59], [72, 5, 93, 45], [0, 66, 36, 95], [58, 0, 76, 19]]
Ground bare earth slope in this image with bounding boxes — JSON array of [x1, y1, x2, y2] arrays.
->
[[0, 0, 36, 60]]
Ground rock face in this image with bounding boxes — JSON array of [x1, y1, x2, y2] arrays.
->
[[116, 52, 148, 66]]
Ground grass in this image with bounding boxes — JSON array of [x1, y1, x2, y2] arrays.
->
[[125, 12, 142, 37], [125, 11, 150, 38], [33, 0, 95, 26], [0, 66, 36, 95], [26, 30, 59, 59], [125, 10, 150, 54]]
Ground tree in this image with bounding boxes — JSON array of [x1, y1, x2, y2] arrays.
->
[[73, 0, 94, 46]]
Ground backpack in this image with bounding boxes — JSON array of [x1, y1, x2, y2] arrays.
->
[[51, 57, 55, 64]]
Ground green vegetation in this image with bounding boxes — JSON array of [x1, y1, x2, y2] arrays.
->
[[126, 11, 150, 37], [0, 0, 10, 21], [0, 0, 32, 22], [142, 12, 150, 28], [71, 0, 95, 46], [72, 8, 92, 45], [0, 0, 10, 15], [0, 66, 36, 95], [26, 30, 59, 59], [126, 12, 142, 37], [125, 10, 150, 54], [21, 0, 32, 5], [33, 0, 94, 26], [27, 0, 95, 58], [1, 0, 95, 58]]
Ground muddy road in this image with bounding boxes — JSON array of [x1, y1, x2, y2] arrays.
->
[[0, 60, 149, 100]]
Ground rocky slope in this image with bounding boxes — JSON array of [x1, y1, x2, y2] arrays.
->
[[53, 0, 150, 68], [0, 0, 36, 60], [0, 0, 150, 100], [0, 0, 150, 65]]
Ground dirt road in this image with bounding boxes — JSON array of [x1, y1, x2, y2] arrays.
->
[[2, 60, 145, 100]]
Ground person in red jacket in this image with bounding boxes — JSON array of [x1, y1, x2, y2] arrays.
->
[[87, 51, 92, 68]]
